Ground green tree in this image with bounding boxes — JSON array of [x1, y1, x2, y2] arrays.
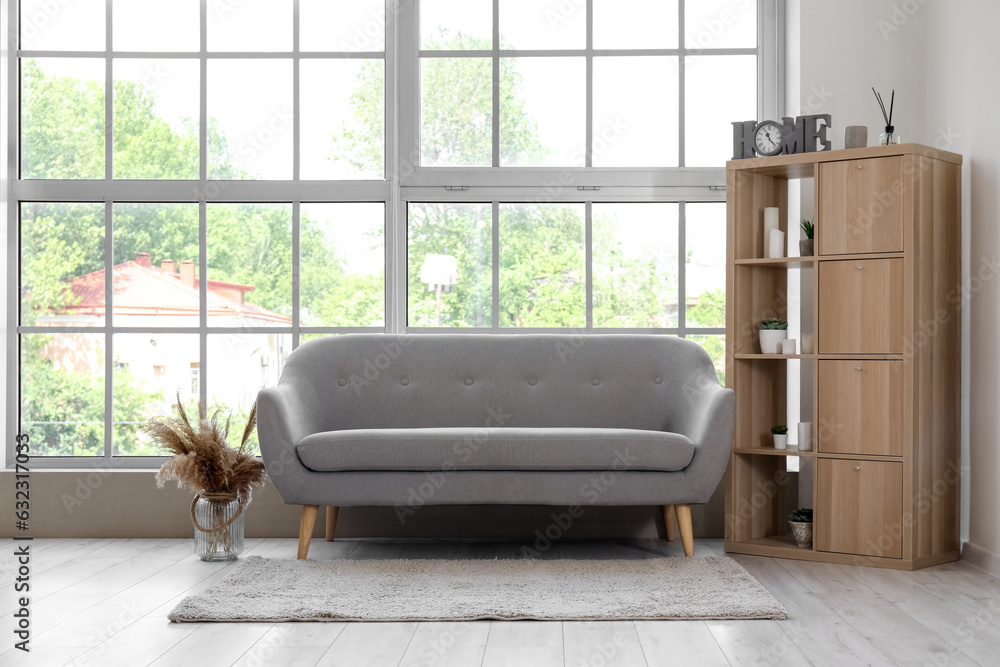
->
[[335, 34, 676, 329], [407, 203, 492, 327], [592, 214, 678, 327], [21, 334, 163, 456], [21, 59, 104, 179], [687, 287, 727, 384], [498, 204, 585, 327], [19, 63, 383, 454]]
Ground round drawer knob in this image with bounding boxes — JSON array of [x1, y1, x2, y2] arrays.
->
[[856, 265, 863, 270], [856, 165, 863, 169], [855, 465, 862, 471], [400, 378, 409, 386], [338, 378, 347, 386], [528, 378, 537, 386], [592, 379, 601, 386], [465, 378, 473, 386], [856, 366, 862, 372]]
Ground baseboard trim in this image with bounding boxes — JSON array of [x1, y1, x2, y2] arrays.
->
[[962, 541, 1000, 578], [0, 470, 727, 539]]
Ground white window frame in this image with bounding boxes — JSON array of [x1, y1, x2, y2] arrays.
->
[[392, 0, 782, 333], [3, 0, 782, 467]]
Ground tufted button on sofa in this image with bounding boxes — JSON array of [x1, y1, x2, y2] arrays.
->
[[257, 334, 735, 559]]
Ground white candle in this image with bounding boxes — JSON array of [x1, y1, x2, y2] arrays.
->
[[764, 207, 780, 234], [768, 229, 785, 258], [797, 422, 813, 451], [763, 207, 780, 258]]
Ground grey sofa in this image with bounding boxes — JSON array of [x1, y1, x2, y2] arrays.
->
[[257, 334, 735, 559]]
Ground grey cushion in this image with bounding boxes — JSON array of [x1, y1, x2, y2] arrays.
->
[[296, 427, 695, 472]]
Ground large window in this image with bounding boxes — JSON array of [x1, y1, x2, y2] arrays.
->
[[13, 0, 388, 460], [8, 0, 778, 464], [414, 0, 759, 168]]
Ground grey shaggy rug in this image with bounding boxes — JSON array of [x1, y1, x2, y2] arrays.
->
[[168, 556, 787, 622]]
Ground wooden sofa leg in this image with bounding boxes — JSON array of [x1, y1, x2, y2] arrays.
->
[[325, 506, 339, 542], [675, 505, 694, 557], [298, 505, 319, 560], [662, 504, 678, 541]]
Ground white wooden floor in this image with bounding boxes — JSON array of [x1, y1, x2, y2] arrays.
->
[[2, 536, 1000, 667]]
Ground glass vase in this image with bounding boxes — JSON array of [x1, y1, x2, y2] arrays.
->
[[192, 492, 247, 561]]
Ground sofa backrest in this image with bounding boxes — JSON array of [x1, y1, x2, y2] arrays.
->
[[279, 334, 721, 433]]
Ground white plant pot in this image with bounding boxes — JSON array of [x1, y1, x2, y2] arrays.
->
[[759, 329, 788, 354], [773, 434, 788, 449]]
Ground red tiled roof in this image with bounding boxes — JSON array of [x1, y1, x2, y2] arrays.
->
[[66, 261, 291, 324]]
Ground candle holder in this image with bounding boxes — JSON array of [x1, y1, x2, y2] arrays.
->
[[845, 126, 868, 149]]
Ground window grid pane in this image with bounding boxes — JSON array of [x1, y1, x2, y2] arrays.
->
[[21, 333, 106, 456], [16, 0, 390, 457], [113, 333, 199, 456], [13, 0, 749, 460], [404, 201, 724, 335], [300, 203, 385, 328], [592, 204, 679, 328], [499, 203, 586, 328], [408, 203, 492, 328], [21, 58, 106, 180], [417, 0, 756, 169]]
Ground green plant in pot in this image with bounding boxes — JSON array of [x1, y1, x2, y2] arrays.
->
[[758, 318, 788, 354], [789, 508, 813, 548], [800, 218, 815, 256], [771, 424, 788, 450]]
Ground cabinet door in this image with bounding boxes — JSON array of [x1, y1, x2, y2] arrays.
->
[[818, 361, 903, 456], [818, 156, 906, 255], [819, 258, 904, 354], [816, 458, 903, 558]]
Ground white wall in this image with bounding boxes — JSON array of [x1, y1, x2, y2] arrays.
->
[[792, 0, 1000, 571], [923, 0, 1000, 574], [794, 0, 926, 147]]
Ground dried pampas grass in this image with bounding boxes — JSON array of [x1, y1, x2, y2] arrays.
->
[[148, 394, 267, 498]]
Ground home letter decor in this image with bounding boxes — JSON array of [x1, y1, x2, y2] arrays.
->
[[732, 114, 833, 159]]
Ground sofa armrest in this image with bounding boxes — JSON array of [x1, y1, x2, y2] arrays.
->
[[672, 379, 736, 504], [673, 380, 734, 444], [256, 370, 324, 502]]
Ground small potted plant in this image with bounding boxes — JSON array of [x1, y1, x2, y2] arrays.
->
[[771, 424, 788, 449], [758, 318, 788, 354], [147, 395, 267, 561], [799, 218, 815, 256], [789, 508, 813, 548]]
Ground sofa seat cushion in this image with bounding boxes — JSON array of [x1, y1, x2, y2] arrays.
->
[[295, 427, 695, 473]]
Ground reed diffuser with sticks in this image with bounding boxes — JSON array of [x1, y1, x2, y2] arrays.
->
[[147, 395, 267, 560], [873, 87, 900, 145]]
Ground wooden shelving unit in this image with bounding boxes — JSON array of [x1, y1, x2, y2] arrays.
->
[[724, 144, 963, 570]]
